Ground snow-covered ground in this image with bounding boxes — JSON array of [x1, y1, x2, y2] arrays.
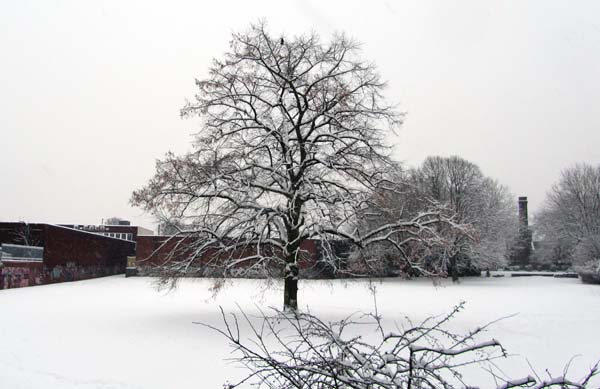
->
[[1, 275, 599, 388]]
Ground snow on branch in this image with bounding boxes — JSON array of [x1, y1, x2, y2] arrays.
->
[[131, 22, 470, 304], [201, 303, 599, 388]]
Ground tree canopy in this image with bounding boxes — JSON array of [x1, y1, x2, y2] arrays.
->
[[132, 23, 457, 310], [411, 156, 516, 278], [535, 163, 600, 272]]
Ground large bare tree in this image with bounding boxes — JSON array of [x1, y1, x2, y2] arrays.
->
[[132, 23, 455, 310], [412, 156, 516, 280], [535, 163, 600, 273]]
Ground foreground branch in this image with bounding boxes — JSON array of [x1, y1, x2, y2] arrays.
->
[[202, 303, 598, 388]]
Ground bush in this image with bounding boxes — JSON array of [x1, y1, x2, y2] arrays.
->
[[208, 304, 599, 388], [579, 271, 600, 284]]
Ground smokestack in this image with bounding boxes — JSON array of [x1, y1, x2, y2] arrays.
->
[[511, 196, 532, 267], [518, 196, 528, 228]]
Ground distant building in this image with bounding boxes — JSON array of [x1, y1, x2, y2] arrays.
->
[[59, 222, 153, 242], [0, 222, 142, 290]]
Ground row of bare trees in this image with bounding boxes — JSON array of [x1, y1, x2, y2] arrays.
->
[[353, 157, 517, 280], [534, 164, 600, 278]]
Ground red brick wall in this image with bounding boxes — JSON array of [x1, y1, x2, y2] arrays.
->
[[1, 223, 136, 289], [135, 235, 319, 273], [43, 225, 135, 283], [136, 235, 207, 269], [0, 261, 44, 289]]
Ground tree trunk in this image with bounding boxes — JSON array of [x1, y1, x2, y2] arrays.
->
[[283, 263, 299, 311], [450, 255, 459, 282], [284, 194, 303, 311]]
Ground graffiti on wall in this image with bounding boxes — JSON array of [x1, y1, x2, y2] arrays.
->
[[0, 243, 45, 290], [0, 265, 44, 289], [48, 262, 123, 282], [1, 261, 124, 290]]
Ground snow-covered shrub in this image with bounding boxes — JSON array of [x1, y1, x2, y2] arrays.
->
[[573, 235, 600, 284], [573, 235, 600, 270], [208, 304, 599, 388]]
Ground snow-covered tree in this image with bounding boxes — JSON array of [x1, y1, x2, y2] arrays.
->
[[131, 22, 457, 310], [533, 208, 573, 268], [411, 156, 517, 280], [472, 178, 518, 269], [104, 217, 126, 226], [350, 164, 464, 277], [535, 164, 600, 274]]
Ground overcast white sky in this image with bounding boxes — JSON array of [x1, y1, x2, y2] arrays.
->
[[1, 0, 599, 231]]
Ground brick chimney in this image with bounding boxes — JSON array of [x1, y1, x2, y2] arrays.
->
[[512, 196, 532, 267], [518, 196, 528, 229]]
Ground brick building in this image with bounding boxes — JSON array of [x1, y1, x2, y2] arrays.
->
[[59, 222, 153, 242], [135, 235, 347, 278], [0, 222, 136, 290]]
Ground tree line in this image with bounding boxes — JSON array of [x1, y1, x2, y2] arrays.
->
[[534, 163, 600, 281]]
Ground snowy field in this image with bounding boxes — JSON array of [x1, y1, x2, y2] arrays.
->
[[1, 275, 599, 388]]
